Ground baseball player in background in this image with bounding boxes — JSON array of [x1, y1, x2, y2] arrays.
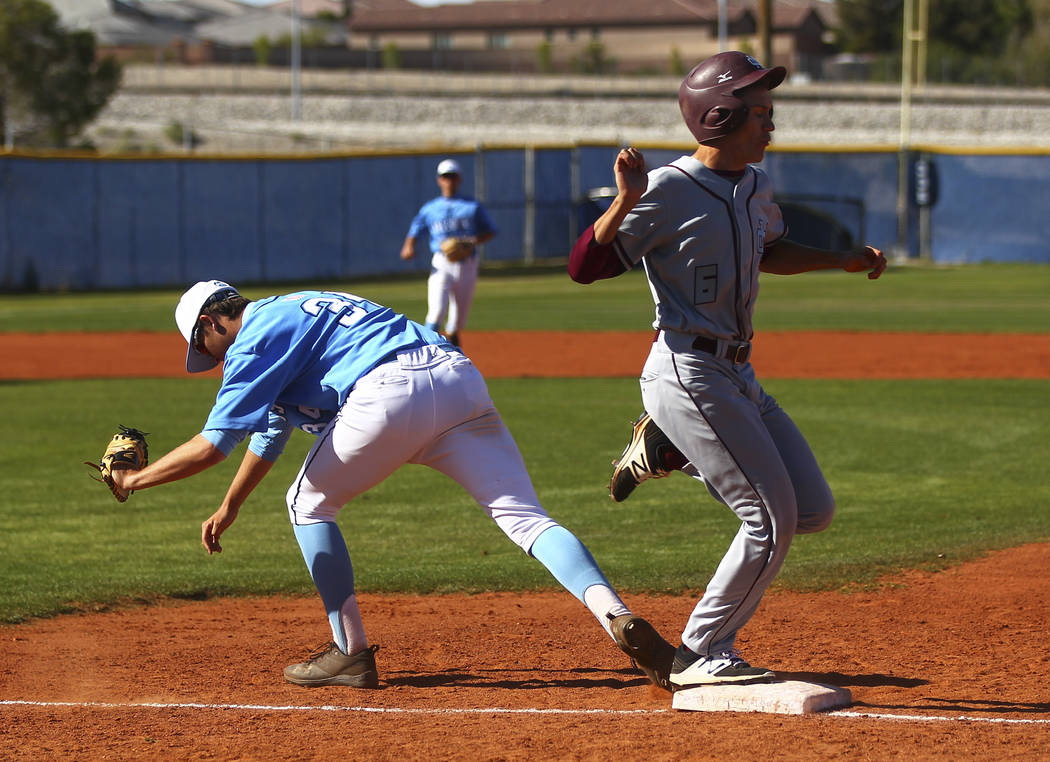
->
[[568, 52, 886, 688], [110, 280, 674, 689], [400, 158, 497, 348]]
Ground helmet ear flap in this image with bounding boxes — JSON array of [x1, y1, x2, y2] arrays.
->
[[702, 106, 735, 128], [700, 103, 747, 140]]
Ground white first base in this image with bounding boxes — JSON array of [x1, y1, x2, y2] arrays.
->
[[671, 680, 851, 715]]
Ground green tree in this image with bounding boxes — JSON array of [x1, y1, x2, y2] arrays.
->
[[301, 26, 331, 47], [834, 0, 1038, 84], [275, 26, 333, 49], [571, 40, 615, 75], [927, 0, 1030, 57], [536, 39, 553, 74], [0, 0, 121, 148], [835, 0, 1032, 56], [1015, 0, 1050, 85], [834, 0, 904, 53], [925, 0, 1033, 83], [381, 41, 401, 70], [668, 45, 686, 76], [252, 35, 273, 66]]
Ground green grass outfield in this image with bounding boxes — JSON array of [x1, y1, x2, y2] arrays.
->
[[1, 263, 1048, 623], [2, 262, 1049, 334]]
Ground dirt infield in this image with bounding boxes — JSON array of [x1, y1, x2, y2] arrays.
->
[[2, 330, 1049, 379], [5, 546, 1050, 760], [3, 330, 1050, 760]]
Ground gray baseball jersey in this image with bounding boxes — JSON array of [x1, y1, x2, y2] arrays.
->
[[612, 155, 833, 658], [615, 155, 785, 342]]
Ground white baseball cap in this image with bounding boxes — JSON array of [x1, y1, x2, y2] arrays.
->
[[175, 279, 240, 373], [436, 158, 461, 176]]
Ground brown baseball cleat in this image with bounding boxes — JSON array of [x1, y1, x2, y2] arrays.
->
[[283, 642, 380, 688], [608, 412, 688, 502], [608, 614, 676, 691]]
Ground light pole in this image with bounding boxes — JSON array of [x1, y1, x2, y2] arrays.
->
[[3, 81, 13, 149], [717, 0, 727, 51], [896, 0, 926, 260], [291, 0, 302, 121]]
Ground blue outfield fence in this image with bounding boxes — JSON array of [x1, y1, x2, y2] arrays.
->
[[1, 143, 1048, 292]]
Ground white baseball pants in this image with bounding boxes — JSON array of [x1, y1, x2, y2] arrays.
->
[[286, 344, 557, 552], [425, 254, 479, 335]]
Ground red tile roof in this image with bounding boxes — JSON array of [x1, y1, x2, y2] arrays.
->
[[351, 0, 756, 32]]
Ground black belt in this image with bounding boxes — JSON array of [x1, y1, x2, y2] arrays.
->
[[692, 335, 752, 364]]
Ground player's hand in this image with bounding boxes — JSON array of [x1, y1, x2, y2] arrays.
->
[[614, 147, 647, 204], [202, 505, 239, 554], [110, 467, 136, 493], [399, 243, 415, 261], [842, 246, 887, 280]]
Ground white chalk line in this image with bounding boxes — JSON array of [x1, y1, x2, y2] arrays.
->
[[3, 699, 1050, 725], [0, 699, 665, 716], [831, 710, 1050, 726]]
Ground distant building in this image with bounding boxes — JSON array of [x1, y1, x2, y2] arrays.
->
[[46, 0, 200, 49], [267, 0, 352, 17], [348, 0, 837, 78], [48, 0, 347, 64], [46, 0, 837, 78]]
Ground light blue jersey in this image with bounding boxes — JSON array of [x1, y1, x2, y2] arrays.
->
[[407, 194, 497, 255], [201, 291, 447, 458], [184, 285, 632, 667]]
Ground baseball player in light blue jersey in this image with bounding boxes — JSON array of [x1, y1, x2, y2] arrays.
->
[[568, 52, 886, 689], [400, 158, 497, 348], [112, 280, 674, 689]]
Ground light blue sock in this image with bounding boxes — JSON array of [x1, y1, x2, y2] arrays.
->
[[529, 525, 611, 602], [292, 521, 355, 653]]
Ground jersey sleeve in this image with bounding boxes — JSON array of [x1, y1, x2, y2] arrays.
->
[[568, 224, 630, 283], [200, 428, 248, 457], [204, 346, 295, 433], [406, 205, 428, 239], [475, 202, 498, 236], [755, 168, 787, 247], [247, 407, 296, 462], [614, 182, 668, 266]]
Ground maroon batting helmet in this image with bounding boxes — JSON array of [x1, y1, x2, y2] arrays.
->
[[678, 51, 787, 145]]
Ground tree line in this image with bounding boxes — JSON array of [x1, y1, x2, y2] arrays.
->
[[835, 0, 1049, 86], [0, 0, 119, 149]]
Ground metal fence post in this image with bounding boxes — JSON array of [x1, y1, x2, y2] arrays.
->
[[474, 143, 487, 262], [569, 145, 580, 247], [523, 145, 535, 263]]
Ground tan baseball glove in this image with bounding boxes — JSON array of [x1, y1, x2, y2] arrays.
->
[[84, 425, 149, 502], [440, 237, 475, 263]]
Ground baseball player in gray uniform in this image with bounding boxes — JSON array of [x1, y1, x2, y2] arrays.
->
[[568, 52, 886, 688]]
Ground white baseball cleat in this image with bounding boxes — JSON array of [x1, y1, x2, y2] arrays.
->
[[669, 645, 776, 687]]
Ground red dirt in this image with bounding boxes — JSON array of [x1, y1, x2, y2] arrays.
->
[[2, 330, 1049, 760], [2, 330, 1049, 380]]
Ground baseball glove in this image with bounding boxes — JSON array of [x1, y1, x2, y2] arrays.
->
[[84, 425, 149, 503], [440, 237, 475, 263]]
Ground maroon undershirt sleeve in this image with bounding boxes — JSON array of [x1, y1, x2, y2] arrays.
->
[[567, 224, 629, 284]]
